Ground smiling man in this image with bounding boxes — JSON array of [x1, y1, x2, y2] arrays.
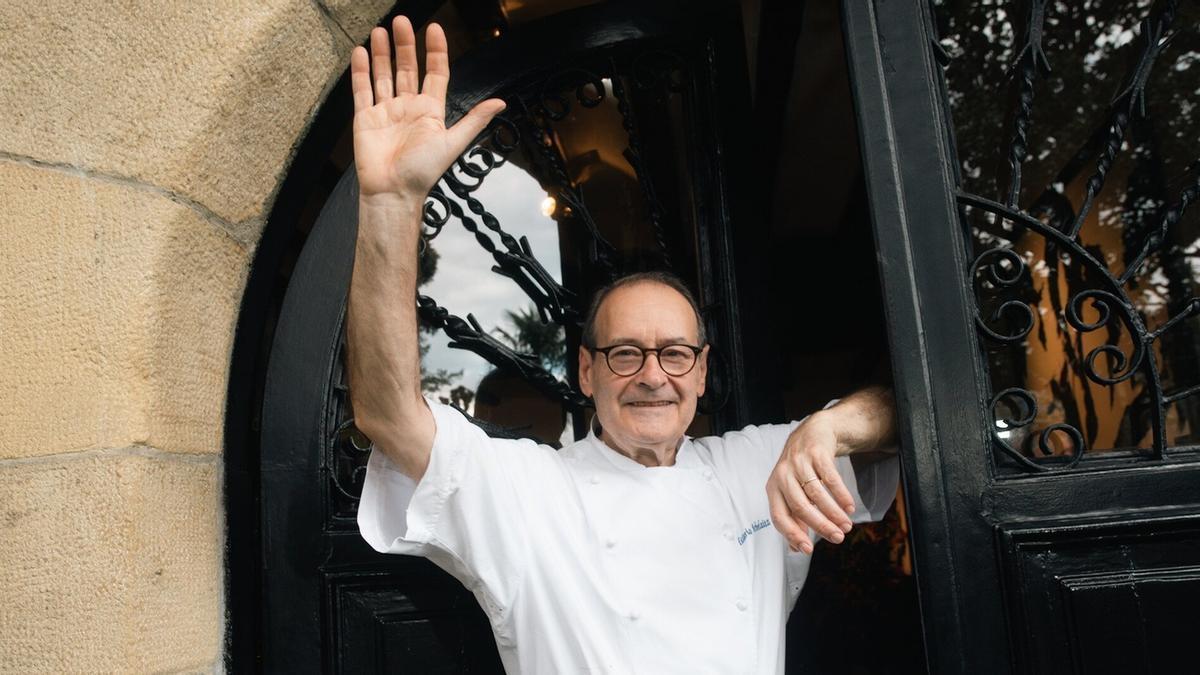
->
[[579, 275, 711, 468], [347, 17, 900, 675]]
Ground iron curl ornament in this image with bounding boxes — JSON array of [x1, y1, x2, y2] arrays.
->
[[970, 247, 1036, 344], [328, 415, 371, 505], [535, 67, 609, 118], [990, 387, 1085, 472], [1063, 289, 1145, 386]]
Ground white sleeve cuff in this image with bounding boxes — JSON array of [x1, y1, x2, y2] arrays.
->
[[842, 452, 900, 524], [822, 396, 899, 524]]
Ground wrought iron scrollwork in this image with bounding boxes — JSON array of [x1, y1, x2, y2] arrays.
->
[[327, 330, 369, 518], [415, 295, 589, 411], [944, 0, 1200, 472], [990, 387, 1085, 471], [962, 186, 1198, 468], [428, 182, 580, 326], [1063, 289, 1145, 386], [971, 247, 1036, 343], [328, 415, 371, 504]]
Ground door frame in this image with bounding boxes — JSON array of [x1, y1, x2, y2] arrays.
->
[[842, 0, 1005, 671]]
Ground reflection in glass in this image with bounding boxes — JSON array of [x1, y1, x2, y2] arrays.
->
[[935, 1, 1200, 466], [416, 159, 572, 446]]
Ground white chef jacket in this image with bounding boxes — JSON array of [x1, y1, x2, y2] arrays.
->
[[358, 398, 899, 675]]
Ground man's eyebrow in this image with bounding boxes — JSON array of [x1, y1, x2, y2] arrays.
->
[[606, 337, 694, 346]]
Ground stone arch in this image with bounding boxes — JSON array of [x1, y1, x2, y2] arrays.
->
[[0, 1, 395, 670]]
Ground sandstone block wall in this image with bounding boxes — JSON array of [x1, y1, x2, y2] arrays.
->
[[0, 1, 390, 670]]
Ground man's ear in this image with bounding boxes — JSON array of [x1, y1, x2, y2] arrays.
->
[[696, 344, 710, 397], [578, 345, 594, 397]]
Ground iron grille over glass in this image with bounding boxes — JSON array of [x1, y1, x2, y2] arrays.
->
[[932, 0, 1200, 472]]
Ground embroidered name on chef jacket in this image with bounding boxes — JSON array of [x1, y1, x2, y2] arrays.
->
[[737, 518, 772, 545]]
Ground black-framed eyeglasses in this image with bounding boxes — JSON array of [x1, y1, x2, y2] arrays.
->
[[588, 343, 704, 377]]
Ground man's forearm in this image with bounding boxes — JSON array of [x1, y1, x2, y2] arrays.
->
[[346, 195, 435, 479], [812, 385, 898, 456]]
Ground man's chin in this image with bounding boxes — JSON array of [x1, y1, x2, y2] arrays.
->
[[619, 415, 684, 440]]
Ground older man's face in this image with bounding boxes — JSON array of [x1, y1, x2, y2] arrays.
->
[[578, 282, 709, 455]]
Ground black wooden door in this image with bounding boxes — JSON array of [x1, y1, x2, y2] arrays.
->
[[258, 1, 764, 671], [843, 0, 1200, 672]]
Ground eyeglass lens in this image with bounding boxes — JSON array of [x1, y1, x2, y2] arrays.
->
[[606, 345, 696, 376]]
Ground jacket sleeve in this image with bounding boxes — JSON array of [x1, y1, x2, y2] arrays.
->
[[356, 397, 560, 623]]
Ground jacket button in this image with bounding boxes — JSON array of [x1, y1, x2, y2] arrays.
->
[[629, 610, 641, 621], [722, 529, 734, 541], [605, 538, 617, 549], [589, 475, 600, 485], [735, 598, 748, 611], [701, 468, 714, 481]]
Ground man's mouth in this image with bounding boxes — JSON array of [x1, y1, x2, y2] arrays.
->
[[626, 401, 675, 407]]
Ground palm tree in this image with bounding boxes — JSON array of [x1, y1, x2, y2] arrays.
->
[[493, 306, 567, 377]]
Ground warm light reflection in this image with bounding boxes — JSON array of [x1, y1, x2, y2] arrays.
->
[[540, 196, 557, 217]]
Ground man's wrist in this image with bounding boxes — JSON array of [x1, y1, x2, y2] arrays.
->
[[357, 193, 427, 249], [807, 408, 858, 457], [359, 191, 426, 215]]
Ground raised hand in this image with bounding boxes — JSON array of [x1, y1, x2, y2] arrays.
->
[[350, 16, 505, 203], [345, 16, 504, 481]]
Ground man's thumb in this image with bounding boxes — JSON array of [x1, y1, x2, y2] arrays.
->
[[447, 98, 507, 153]]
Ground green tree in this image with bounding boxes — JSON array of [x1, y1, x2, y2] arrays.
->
[[493, 306, 568, 377]]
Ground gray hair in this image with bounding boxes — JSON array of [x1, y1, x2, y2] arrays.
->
[[581, 271, 707, 347]]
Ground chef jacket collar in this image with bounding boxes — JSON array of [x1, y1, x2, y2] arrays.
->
[[585, 416, 701, 472]]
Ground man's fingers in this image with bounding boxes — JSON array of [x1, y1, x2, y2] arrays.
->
[[351, 47, 374, 113], [392, 16, 419, 95], [816, 455, 857, 516], [782, 473, 844, 544], [370, 27, 395, 101], [769, 487, 814, 554], [446, 99, 506, 154], [800, 467, 853, 535], [422, 22, 450, 106]]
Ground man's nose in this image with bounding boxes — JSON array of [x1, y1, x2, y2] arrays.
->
[[635, 352, 669, 386]]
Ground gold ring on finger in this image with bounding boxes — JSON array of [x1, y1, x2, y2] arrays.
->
[[800, 475, 821, 487]]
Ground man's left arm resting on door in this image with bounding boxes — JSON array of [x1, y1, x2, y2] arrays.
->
[[766, 384, 898, 554]]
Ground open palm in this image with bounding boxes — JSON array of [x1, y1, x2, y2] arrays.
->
[[351, 17, 505, 200]]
